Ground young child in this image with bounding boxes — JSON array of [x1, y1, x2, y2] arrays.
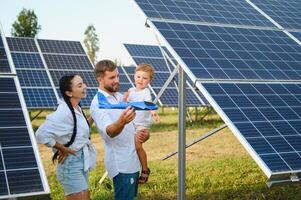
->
[[123, 63, 160, 184]]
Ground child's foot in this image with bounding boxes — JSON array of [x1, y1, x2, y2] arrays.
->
[[138, 168, 150, 184]]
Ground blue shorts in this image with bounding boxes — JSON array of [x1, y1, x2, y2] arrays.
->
[[113, 172, 139, 200], [57, 149, 88, 195]]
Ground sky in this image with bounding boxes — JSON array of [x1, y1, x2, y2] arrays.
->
[[0, 0, 159, 65]]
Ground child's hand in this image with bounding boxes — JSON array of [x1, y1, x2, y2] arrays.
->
[[122, 91, 129, 102], [151, 111, 160, 123]]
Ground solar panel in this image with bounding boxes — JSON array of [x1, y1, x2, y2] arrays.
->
[[133, 0, 301, 186], [251, 0, 301, 30], [0, 76, 49, 198], [124, 43, 208, 106], [6, 37, 38, 52], [0, 34, 11, 73], [151, 21, 301, 81], [133, 0, 275, 27], [38, 39, 86, 54], [202, 82, 301, 183], [7, 38, 58, 109], [37, 39, 97, 107]]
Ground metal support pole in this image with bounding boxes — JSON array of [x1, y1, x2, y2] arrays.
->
[[178, 67, 186, 200]]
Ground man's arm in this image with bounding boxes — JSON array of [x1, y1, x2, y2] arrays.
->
[[106, 107, 136, 138]]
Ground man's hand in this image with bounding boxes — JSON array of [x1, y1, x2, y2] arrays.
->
[[119, 107, 136, 125], [136, 129, 150, 143]]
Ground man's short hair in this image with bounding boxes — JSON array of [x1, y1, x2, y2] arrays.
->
[[136, 63, 155, 80], [94, 59, 117, 77]]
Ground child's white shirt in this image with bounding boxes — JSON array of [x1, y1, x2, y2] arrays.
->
[[128, 87, 152, 127]]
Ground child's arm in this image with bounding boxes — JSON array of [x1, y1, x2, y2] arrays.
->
[[122, 91, 129, 102], [88, 116, 94, 127], [151, 110, 160, 123]]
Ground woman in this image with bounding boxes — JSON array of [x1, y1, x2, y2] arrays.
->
[[36, 75, 96, 200]]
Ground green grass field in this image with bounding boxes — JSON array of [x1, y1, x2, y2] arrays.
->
[[33, 108, 301, 199]]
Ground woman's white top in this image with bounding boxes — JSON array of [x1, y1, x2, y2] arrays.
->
[[35, 100, 96, 171], [128, 87, 152, 127]]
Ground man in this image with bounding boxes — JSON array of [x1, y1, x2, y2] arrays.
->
[[90, 59, 149, 200]]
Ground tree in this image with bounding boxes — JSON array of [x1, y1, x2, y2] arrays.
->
[[11, 8, 41, 38], [84, 24, 100, 64]]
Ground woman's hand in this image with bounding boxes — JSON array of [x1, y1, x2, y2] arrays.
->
[[54, 142, 76, 164]]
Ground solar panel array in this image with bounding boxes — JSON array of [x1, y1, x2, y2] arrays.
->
[[7, 37, 97, 109], [124, 43, 208, 106], [37, 39, 97, 107], [7, 37, 58, 109], [0, 34, 49, 199], [133, 0, 301, 185]]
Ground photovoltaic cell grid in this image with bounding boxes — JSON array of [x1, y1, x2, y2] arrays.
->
[[7, 37, 58, 109], [134, 0, 275, 27], [291, 31, 301, 42], [0, 34, 11, 73], [152, 21, 301, 81], [124, 43, 207, 106], [0, 77, 45, 197], [251, 0, 301, 30], [37, 39, 97, 107], [203, 82, 301, 176]]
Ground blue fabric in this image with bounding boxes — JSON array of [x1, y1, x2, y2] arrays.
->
[[113, 172, 139, 200], [57, 149, 88, 195]]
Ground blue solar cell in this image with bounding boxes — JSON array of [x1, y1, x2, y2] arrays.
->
[[22, 88, 58, 108], [0, 172, 8, 196], [0, 110, 27, 127], [7, 169, 43, 194], [16, 69, 52, 87], [43, 54, 91, 70], [3, 148, 37, 170], [134, 0, 274, 27], [252, 0, 301, 30], [291, 31, 301, 41], [6, 37, 38, 52], [153, 21, 301, 81], [203, 82, 301, 174], [11, 53, 44, 69], [38, 39, 86, 54], [0, 128, 31, 147]]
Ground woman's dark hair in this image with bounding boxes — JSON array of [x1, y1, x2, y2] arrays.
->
[[52, 75, 89, 162]]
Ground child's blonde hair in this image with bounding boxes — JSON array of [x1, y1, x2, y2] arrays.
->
[[136, 63, 155, 80]]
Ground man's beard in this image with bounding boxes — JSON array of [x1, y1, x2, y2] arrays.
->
[[105, 83, 120, 93]]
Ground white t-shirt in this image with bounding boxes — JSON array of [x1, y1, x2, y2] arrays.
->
[[90, 89, 140, 179], [127, 87, 152, 128]]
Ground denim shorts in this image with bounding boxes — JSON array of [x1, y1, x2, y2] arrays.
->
[[57, 149, 88, 195], [113, 172, 139, 200]]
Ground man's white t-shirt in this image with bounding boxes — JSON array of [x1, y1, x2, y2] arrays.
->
[[127, 87, 152, 128]]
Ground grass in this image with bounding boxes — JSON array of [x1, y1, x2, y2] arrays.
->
[[34, 108, 301, 199]]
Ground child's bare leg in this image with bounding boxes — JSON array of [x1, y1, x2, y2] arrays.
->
[[135, 134, 148, 171]]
